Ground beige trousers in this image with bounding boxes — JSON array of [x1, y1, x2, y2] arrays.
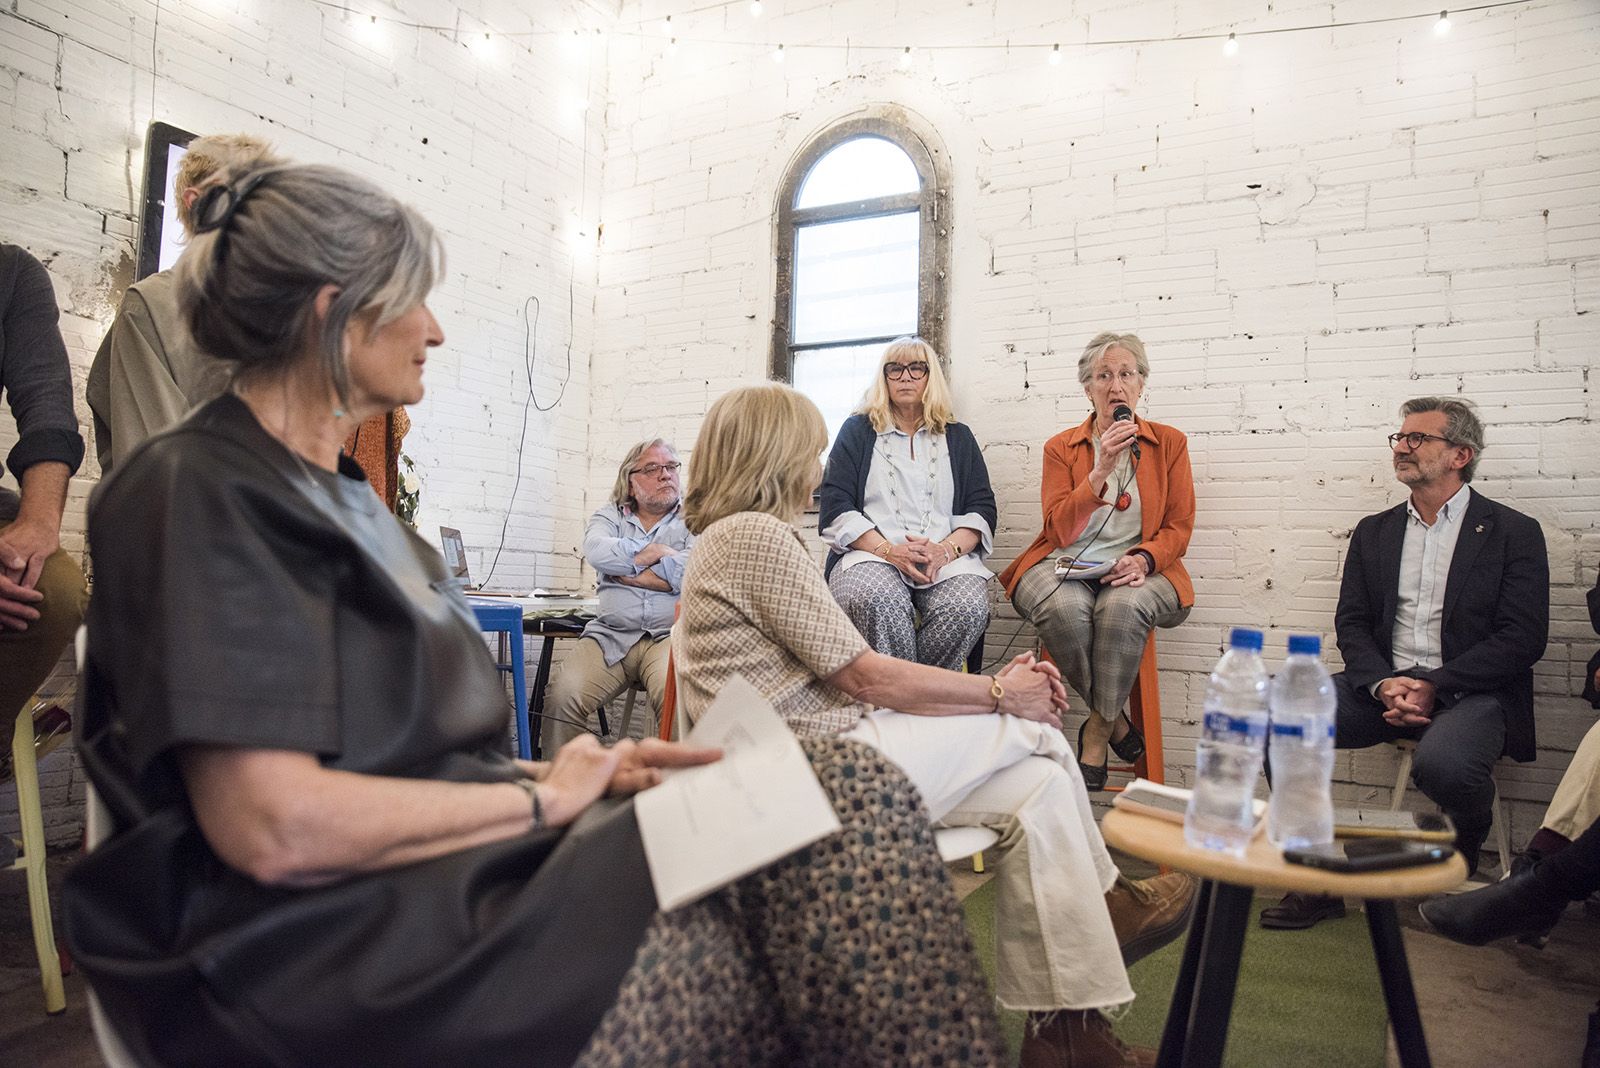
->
[[539, 636, 672, 753], [1544, 719, 1600, 841]]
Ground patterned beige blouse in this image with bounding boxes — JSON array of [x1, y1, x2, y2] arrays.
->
[[676, 511, 871, 738]]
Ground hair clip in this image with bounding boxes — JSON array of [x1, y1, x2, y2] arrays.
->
[[191, 171, 274, 235]]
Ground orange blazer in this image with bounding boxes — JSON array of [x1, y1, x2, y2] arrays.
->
[[999, 414, 1195, 607]]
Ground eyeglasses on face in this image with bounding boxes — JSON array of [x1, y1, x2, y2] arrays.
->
[[1387, 432, 1457, 451], [1092, 369, 1141, 385], [884, 361, 930, 381], [631, 461, 682, 478]]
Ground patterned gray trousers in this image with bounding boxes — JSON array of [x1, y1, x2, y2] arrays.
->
[[1012, 561, 1189, 721], [828, 562, 989, 671], [575, 735, 1004, 1067]]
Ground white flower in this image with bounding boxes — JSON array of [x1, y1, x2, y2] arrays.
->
[[402, 470, 420, 494]]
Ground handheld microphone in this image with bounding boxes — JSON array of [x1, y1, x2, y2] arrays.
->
[[1111, 403, 1140, 459]]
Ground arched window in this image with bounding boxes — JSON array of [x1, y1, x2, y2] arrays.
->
[[773, 116, 950, 449]]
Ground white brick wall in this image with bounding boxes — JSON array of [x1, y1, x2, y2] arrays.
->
[[4, 0, 1597, 858], [590, 0, 1600, 851], [1, 0, 615, 844]]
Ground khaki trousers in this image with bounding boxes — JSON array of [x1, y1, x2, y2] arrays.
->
[[0, 528, 87, 755], [1544, 719, 1600, 841], [540, 636, 672, 753]]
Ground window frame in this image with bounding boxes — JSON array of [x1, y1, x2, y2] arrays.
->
[[771, 116, 951, 382]]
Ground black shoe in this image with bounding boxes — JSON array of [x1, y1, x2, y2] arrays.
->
[[1109, 711, 1146, 764], [1509, 847, 1543, 879], [1418, 870, 1568, 946], [1076, 719, 1108, 792], [1259, 892, 1346, 930]]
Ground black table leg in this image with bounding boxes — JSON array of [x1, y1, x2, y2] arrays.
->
[[1366, 899, 1432, 1068], [1156, 879, 1215, 1068], [528, 634, 557, 759], [1180, 881, 1254, 1068]]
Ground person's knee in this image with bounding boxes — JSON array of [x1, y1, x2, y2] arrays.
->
[[27, 550, 87, 650], [1411, 750, 1492, 813], [933, 591, 989, 635]]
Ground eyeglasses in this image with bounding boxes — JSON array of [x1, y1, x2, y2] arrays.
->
[[631, 461, 682, 478], [1093, 369, 1142, 385], [1387, 432, 1457, 451], [884, 361, 930, 381]]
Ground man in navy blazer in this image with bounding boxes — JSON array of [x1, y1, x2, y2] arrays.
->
[[1264, 397, 1549, 929]]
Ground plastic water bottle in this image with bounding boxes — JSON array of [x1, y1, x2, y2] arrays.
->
[[1185, 628, 1270, 856], [1267, 634, 1337, 851]]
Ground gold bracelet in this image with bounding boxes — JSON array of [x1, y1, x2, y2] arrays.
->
[[943, 539, 963, 561], [989, 677, 1005, 713], [873, 543, 892, 559]]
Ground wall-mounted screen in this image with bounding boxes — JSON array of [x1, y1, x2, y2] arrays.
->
[[135, 121, 196, 281]]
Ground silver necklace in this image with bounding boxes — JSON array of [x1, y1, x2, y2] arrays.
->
[[876, 428, 939, 535]]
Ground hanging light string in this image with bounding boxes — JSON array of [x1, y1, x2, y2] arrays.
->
[[311, 0, 1535, 56]]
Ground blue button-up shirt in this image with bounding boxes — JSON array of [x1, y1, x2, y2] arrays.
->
[[582, 501, 694, 665]]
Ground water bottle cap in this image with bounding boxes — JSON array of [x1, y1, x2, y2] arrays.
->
[[1287, 634, 1321, 656], [1228, 628, 1264, 651]]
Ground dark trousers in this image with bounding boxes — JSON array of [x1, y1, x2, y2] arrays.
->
[[1538, 815, 1600, 901], [1333, 672, 1505, 855]]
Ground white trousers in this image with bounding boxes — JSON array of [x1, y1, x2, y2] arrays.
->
[[843, 710, 1134, 1012]]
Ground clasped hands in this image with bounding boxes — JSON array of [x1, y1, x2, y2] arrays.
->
[[1377, 676, 1438, 727], [529, 735, 722, 828], [994, 652, 1070, 731], [879, 534, 956, 584]]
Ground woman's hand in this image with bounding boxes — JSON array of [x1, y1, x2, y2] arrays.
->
[[1101, 554, 1150, 588], [994, 652, 1068, 729], [880, 540, 935, 584], [903, 534, 951, 582], [539, 735, 723, 827], [1089, 418, 1140, 492]]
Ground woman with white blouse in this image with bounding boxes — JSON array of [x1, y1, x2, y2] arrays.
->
[[819, 337, 995, 670]]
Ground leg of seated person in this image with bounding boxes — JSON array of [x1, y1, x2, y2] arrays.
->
[[843, 709, 1132, 1012], [582, 735, 1006, 1066], [828, 561, 916, 662], [1086, 575, 1186, 723], [0, 540, 87, 758], [1541, 719, 1600, 844], [1012, 561, 1097, 699], [1410, 693, 1506, 871], [1537, 814, 1600, 902], [630, 635, 673, 732], [911, 574, 989, 671], [541, 637, 631, 753]]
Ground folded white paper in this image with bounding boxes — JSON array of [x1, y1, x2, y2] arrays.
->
[[633, 675, 842, 911]]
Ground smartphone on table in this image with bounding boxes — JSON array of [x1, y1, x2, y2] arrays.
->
[[1283, 838, 1455, 873]]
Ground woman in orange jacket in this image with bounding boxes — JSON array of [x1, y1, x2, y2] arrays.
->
[[999, 332, 1195, 790]]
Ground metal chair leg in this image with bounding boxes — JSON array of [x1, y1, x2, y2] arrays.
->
[[12, 703, 66, 1014]]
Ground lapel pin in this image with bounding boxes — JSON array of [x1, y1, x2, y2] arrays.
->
[[1475, 524, 1484, 533]]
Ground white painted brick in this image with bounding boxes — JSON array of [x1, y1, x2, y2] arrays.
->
[[1231, 283, 1335, 336], [1462, 369, 1589, 423], [1579, 262, 1600, 315], [1426, 215, 1546, 272], [1414, 320, 1537, 376], [1216, 239, 1316, 289], [1120, 250, 1215, 298], [1366, 172, 1479, 228], [1451, 264, 1574, 321], [1480, 154, 1600, 218], [1315, 227, 1428, 284], [1302, 133, 1411, 187], [1538, 315, 1600, 370], [1413, 112, 1537, 174], [1547, 205, 1600, 262], [1306, 330, 1413, 383], [1535, 98, 1600, 158], [1164, 198, 1260, 252]]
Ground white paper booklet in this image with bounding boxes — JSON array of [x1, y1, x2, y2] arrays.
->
[[633, 675, 842, 911]]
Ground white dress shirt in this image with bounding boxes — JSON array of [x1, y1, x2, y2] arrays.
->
[[1389, 483, 1474, 674]]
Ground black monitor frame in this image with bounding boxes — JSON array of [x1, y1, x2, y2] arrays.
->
[[134, 121, 197, 281]]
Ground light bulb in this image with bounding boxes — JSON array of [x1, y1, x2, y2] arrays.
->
[[1435, 10, 1451, 35], [1223, 32, 1238, 56], [1049, 43, 1061, 65], [900, 46, 912, 68], [750, 0, 763, 16]]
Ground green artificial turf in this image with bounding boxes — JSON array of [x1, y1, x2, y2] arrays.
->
[[961, 879, 1389, 1066]]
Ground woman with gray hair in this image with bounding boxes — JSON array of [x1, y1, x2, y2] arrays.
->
[[999, 332, 1196, 791], [64, 162, 1007, 1066]]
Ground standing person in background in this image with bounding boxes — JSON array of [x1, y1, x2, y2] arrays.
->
[[820, 337, 996, 671], [0, 244, 88, 803], [541, 440, 692, 752], [87, 133, 282, 471], [1000, 332, 1195, 791]]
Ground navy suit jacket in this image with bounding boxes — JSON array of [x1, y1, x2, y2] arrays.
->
[[1334, 488, 1549, 762]]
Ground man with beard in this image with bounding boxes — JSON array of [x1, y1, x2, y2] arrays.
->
[[1262, 396, 1549, 929], [540, 439, 692, 752]]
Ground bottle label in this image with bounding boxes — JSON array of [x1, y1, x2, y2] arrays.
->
[[1204, 710, 1267, 740], [1270, 722, 1335, 745]]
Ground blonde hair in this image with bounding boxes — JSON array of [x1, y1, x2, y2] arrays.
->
[[684, 384, 827, 534], [857, 336, 955, 434], [173, 134, 282, 234], [610, 438, 678, 509]]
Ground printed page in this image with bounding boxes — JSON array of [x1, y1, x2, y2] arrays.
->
[[633, 675, 842, 911]]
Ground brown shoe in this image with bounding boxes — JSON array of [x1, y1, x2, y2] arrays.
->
[[1104, 872, 1199, 966], [1259, 891, 1345, 929], [1021, 1010, 1156, 1068]]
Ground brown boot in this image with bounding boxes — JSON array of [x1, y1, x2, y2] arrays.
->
[[1020, 1010, 1156, 1068], [1104, 872, 1199, 965]]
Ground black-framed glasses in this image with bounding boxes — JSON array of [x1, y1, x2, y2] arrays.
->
[[631, 461, 682, 478], [1387, 432, 1457, 451], [884, 361, 930, 381]]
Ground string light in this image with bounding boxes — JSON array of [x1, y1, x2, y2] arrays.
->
[[900, 46, 912, 67], [1223, 31, 1238, 56], [1435, 9, 1452, 34], [750, 0, 763, 17], [771, 42, 784, 61], [1049, 43, 1061, 65]]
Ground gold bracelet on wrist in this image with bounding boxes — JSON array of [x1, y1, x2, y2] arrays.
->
[[873, 543, 892, 559], [944, 539, 963, 561], [989, 677, 1005, 713]]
